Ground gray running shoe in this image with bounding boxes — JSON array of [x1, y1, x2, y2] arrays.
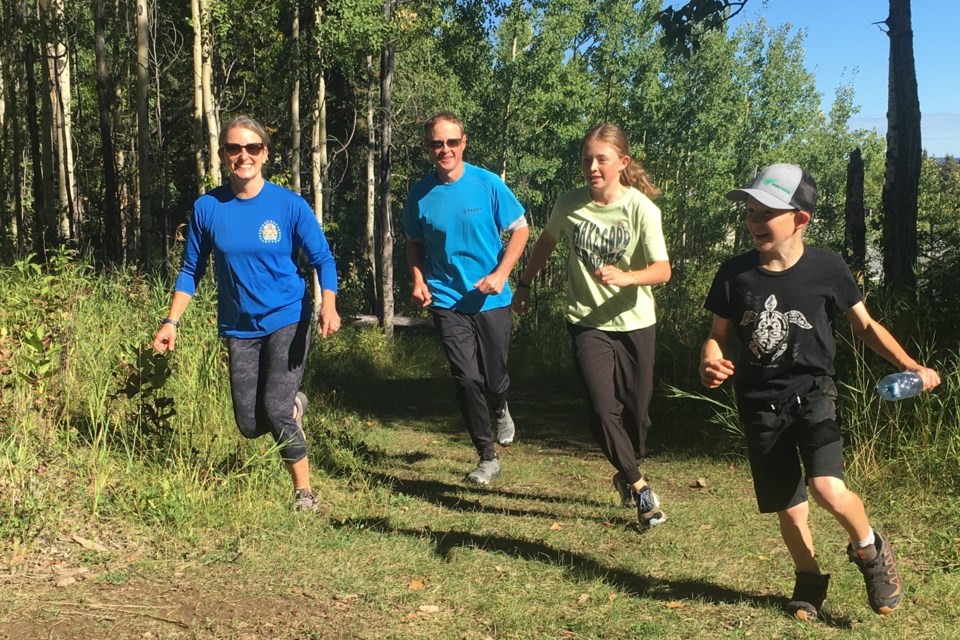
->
[[466, 458, 501, 485], [493, 403, 515, 446], [612, 471, 636, 508], [634, 485, 666, 528], [294, 488, 327, 513], [848, 530, 902, 615]]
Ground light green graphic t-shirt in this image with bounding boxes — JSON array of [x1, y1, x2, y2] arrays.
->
[[545, 186, 669, 331]]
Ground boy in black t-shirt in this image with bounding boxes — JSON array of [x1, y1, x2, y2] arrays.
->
[[700, 164, 941, 620]]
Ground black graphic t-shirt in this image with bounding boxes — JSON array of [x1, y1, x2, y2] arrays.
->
[[704, 246, 862, 402]]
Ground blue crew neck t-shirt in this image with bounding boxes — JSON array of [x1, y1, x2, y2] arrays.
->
[[402, 163, 525, 313], [175, 182, 338, 338]]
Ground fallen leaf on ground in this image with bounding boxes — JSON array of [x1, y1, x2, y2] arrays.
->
[[418, 605, 440, 614], [550, 522, 563, 531], [408, 579, 425, 591], [690, 477, 708, 488], [72, 535, 108, 552], [333, 593, 358, 602], [608, 593, 617, 601], [576, 593, 589, 605], [665, 601, 685, 609]]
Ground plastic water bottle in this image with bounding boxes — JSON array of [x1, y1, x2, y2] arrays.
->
[[876, 372, 924, 401]]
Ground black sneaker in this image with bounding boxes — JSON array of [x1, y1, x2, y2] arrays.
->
[[786, 571, 830, 620], [633, 485, 666, 528], [847, 530, 903, 615], [612, 472, 635, 508]]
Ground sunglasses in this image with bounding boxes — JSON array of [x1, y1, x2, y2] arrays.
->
[[427, 138, 463, 150], [222, 142, 266, 156]]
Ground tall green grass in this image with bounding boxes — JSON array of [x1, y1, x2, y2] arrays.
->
[[1, 251, 957, 568]]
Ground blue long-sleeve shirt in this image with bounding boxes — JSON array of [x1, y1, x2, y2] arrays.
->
[[175, 182, 338, 338]]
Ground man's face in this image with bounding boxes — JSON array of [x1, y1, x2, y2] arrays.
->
[[426, 119, 466, 179]]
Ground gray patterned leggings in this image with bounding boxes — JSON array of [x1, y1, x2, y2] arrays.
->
[[226, 320, 311, 463]]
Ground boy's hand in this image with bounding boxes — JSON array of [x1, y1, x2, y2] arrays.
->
[[908, 365, 941, 392], [700, 358, 735, 389]]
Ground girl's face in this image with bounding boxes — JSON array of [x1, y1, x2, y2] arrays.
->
[[580, 139, 629, 195]]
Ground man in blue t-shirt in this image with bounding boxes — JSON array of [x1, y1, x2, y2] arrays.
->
[[403, 112, 529, 485]]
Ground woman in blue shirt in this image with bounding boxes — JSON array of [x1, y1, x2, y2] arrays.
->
[[153, 115, 340, 512]]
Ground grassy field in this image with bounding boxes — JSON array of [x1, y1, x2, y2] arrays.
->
[[1, 256, 958, 639], [2, 328, 959, 639]]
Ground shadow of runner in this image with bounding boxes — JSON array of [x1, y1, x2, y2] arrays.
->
[[365, 471, 617, 522], [331, 516, 854, 629]]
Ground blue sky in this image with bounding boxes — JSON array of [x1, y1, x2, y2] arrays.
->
[[728, 0, 959, 157]]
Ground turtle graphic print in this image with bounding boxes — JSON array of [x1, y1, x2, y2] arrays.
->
[[740, 294, 812, 361], [572, 219, 631, 272]]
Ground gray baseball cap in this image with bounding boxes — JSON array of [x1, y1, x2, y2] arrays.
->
[[726, 163, 817, 213]]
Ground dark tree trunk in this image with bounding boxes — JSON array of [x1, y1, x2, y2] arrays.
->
[[844, 148, 866, 275], [94, 0, 121, 264], [881, 0, 921, 295], [24, 45, 52, 259], [377, 0, 395, 338]]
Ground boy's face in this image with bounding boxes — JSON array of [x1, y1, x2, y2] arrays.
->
[[745, 196, 808, 252]]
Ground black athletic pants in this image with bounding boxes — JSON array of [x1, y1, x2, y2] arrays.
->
[[568, 323, 656, 486]]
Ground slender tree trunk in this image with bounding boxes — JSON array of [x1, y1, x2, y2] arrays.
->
[[881, 0, 921, 294], [190, 0, 204, 194], [365, 54, 378, 309], [308, 3, 328, 328], [290, 0, 301, 194], [136, 0, 152, 268], [200, 0, 219, 183], [94, 0, 121, 263], [499, 34, 517, 181], [378, 0, 395, 337], [3, 0, 27, 253], [42, 0, 78, 243], [844, 148, 866, 276], [33, 25, 59, 256], [0, 61, 8, 252]]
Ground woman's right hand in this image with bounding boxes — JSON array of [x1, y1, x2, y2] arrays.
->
[[153, 323, 177, 353]]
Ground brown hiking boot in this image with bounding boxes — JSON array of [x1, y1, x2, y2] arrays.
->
[[786, 571, 830, 620], [847, 530, 903, 615]]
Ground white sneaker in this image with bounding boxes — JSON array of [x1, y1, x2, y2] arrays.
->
[[466, 459, 501, 485], [493, 403, 515, 446]]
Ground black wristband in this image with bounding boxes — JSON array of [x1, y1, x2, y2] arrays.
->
[[517, 279, 531, 290], [162, 317, 180, 328]]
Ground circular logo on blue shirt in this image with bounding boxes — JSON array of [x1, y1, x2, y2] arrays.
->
[[259, 220, 282, 244]]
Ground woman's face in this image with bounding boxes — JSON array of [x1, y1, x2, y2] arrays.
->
[[221, 126, 267, 183]]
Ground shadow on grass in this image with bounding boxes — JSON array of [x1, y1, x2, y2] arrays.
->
[[366, 470, 613, 522], [329, 375, 599, 452], [332, 516, 853, 629]]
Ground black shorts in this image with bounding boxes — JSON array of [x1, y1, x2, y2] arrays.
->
[[738, 377, 845, 513]]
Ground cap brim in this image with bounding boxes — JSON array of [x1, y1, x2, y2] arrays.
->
[[725, 188, 796, 210]]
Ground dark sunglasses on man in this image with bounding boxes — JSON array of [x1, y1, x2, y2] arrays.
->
[[428, 138, 463, 150]]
